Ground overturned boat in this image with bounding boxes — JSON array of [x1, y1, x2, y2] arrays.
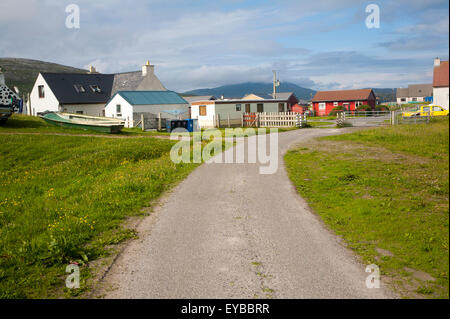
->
[[40, 112, 125, 133]]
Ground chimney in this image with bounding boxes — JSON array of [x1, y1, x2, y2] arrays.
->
[[434, 57, 441, 67], [88, 65, 98, 74], [0, 68, 5, 85], [142, 60, 154, 77]]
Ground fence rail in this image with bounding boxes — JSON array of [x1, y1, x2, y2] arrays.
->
[[243, 112, 307, 128]]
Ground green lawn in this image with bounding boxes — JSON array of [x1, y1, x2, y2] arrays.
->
[[0, 133, 200, 298], [285, 118, 449, 298], [0, 114, 300, 138], [0, 114, 171, 137]]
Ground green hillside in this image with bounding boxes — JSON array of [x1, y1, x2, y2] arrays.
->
[[0, 58, 87, 97]]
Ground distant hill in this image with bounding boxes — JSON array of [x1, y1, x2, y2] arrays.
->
[[184, 83, 397, 104], [184, 82, 317, 101], [0, 58, 87, 96]]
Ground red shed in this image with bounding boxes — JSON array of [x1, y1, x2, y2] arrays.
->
[[312, 89, 376, 116]]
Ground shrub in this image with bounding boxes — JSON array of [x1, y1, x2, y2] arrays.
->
[[329, 106, 345, 116]]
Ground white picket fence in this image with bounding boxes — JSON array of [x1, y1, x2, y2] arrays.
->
[[244, 112, 307, 127]]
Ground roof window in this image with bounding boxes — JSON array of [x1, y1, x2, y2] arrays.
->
[[74, 84, 85, 93], [90, 85, 102, 93]]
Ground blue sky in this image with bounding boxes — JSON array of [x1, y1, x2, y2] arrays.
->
[[0, 0, 448, 92]]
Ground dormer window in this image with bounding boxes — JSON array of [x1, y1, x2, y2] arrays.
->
[[74, 84, 85, 93], [90, 85, 102, 93]]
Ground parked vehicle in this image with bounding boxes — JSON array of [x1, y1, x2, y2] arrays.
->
[[403, 105, 449, 117], [40, 112, 125, 133]]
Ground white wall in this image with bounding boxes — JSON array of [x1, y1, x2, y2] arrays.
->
[[30, 74, 60, 115], [191, 102, 216, 128], [105, 94, 134, 124], [396, 97, 425, 104], [433, 87, 449, 110], [60, 104, 105, 116]]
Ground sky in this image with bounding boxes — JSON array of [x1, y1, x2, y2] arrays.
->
[[0, 0, 448, 92]]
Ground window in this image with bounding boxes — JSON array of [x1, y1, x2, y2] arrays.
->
[[90, 85, 102, 93], [278, 103, 285, 112], [245, 104, 251, 113], [333, 102, 338, 107], [401, 98, 406, 102], [236, 104, 241, 112], [199, 105, 207, 116], [257, 103, 264, 113], [422, 107, 430, 112], [76, 111, 84, 114], [74, 84, 85, 93], [412, 98, 417, 102], [116, 104, 122, 117], [433, 106, 442, 111], [38, 85, 45, 98], [356, 101, 363, 107], [318, 103, 326, 110]]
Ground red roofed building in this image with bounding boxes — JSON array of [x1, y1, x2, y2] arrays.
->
[[311, 89, 376, 116], [432, 58, 449, 110]]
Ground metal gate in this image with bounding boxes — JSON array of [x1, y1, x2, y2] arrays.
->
[[339, 111, 392, 127]]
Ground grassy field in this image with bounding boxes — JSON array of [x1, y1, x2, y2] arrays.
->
[[0, 129, 202, 298], [0, 114, 172, 136], [285, 118, 449, 298], [0, 114, 299, 137]]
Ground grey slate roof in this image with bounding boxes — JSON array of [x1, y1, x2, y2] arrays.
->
[[396, 84, 432, 98], [41, 68, 167, 105], [41, 73, 114, 104], [111, 71, 166, 95], [396, 88, 409, 98]]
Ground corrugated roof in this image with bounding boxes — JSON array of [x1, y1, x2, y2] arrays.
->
[[433, 61, 449, 87], [242, 92, 295, 101], [115, 91, 188, 105], [183, 95, 216, 103], [41, 73, 114, 104], [312, 89, 374, 102]]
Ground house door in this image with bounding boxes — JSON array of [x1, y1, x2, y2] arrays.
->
[[343, 103, 350, 111], [245, 104, 251, 113]]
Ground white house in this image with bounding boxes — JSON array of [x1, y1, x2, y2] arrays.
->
[[432, 58, 449, 110], [105, 91, 189, 128], [396, 84, 433, 104], [190, 92, 298, 128], [29, 61, 167, 116]]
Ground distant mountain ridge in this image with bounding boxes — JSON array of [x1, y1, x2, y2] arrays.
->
[[0, 58, 87, 96], [183, 82, 317, 101], [184, 83, 397, 103]]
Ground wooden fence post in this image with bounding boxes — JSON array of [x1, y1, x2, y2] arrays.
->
[[227, 113, 230, 128], [141, 114, 145, 131], [158, 112, 162, 131], [216, 113, 221, 128], [241, 113, 244, 127]]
